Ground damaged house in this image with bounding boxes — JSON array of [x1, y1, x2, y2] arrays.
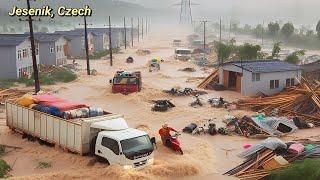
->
[[218, 60, 302, 96]]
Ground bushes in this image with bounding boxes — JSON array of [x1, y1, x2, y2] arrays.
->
[[268, 158, 320, 180], [0, 68, 77, 88], [51, 68, 77, 83], [0, 159, 10, 178]]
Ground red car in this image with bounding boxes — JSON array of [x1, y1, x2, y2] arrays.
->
[[110, 71, 141, 95]]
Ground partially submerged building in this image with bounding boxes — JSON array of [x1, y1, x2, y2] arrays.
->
[[218, 60, 302, 96]]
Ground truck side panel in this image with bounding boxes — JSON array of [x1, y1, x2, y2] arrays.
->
[[6, 102, 83, 154]]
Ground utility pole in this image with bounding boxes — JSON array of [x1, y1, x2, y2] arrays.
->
[[219, 19, 222, 43], [200, 20, 208, 61], [262, 20, 264, 46], [142, 18, 144, 39], [79, 16, 92, 75], [131, 18, 134, 47], [20, 0, 40, 93], [219, 19, 222, 66], [108, 16, 113, 66], [145, 18, 147, 37], [137, 18, 140, 42], [124, 17, 127, 49], [229, 21, 232, 40]]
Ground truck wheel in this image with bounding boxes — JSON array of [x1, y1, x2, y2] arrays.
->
[[90, 136, 97, 156], [97, 156, 110, 165]]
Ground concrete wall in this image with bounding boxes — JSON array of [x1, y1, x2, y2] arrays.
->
[[219, 64, 302, 96], [241, 70, 301, 96], [68, 36, 84, 58], [0, 46, 17, 79], [39, 42, 55, 66], [93, 34, 104, 52]]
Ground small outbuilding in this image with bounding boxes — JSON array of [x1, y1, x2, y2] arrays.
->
[[218, 60, 302, 96]]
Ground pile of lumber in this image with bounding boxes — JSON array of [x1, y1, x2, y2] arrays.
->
[[0, 88, 30, 104], [197, 68, 219, 89], [237, 77, 320, 124]]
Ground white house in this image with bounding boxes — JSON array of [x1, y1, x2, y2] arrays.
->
[[0, 35, 39, 79], [218, 60, 302, 96]]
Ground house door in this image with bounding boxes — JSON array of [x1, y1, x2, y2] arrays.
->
[[236, 73, 242, 93], [223, 70, 229, 88]]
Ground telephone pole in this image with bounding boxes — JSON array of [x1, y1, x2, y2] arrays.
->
[[131, 18, 134, 47], [142, 18, 144, 39], [108, 16, 113, 66], [20, 0, 40, 93], [200, 20, 208, 61], [79, 16, 92, 75], [137, 18, 140, 42], [124, 17, 127, 49], [262, 20, 264, 46], [145, 19, 148, 37], [219, 19, 222, 43]]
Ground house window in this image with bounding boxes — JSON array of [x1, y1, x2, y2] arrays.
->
[[252, 73, 260, 82], [17, 50, 22, 59], [270, 80, 279, 89], [22, 49, 28, 58], [286, 78, 295, 87], [50, 47, 54, 53]]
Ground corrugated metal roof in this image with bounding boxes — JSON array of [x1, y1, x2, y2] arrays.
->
[[0, 34, 29, 46], [223, 60, 301, 73]]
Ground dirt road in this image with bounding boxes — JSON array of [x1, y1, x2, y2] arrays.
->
[[1, 25, 319, 180]]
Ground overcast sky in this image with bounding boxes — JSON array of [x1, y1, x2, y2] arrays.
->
[[1, 0, 320, 26], [123, 0, 320, 25]]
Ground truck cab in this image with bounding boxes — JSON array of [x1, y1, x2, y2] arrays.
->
[[110, 71, 142, 95], [174, 48, 192, 61], [91, 118, 155, 169]]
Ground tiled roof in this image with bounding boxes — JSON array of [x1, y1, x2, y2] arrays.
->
[[223, 60, 301, 73]]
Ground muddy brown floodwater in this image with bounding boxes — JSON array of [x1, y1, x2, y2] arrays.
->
[[0, 25, 319, 180]]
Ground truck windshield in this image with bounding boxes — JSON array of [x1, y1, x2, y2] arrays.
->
[[120, 135, 153, 158], [113, 77, 137, 85], [176, 50, 191, 55]]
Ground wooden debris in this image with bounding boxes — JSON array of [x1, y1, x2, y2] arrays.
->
[[0, 88, 30, 104], [237, 80, 320, 123], [197, 68, 219, 89]]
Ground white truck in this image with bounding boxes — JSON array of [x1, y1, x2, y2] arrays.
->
[[174, 48, 192, 61], [5, 101, 155, 170]]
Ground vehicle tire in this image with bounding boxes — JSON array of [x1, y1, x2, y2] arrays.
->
[[89, 136, 97, 156], [97, 156, 110, 165]]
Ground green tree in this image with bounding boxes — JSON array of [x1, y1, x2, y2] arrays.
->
[[268, 22, 280, 37], [237, 43, 261, 60], [285, 50, 305, 64], [271, 42, 281, 59], [214, 41, 233, 63], [281, 23, 295, 38], [316, 20, 320, 38]]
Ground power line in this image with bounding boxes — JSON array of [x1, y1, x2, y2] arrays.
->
[[108, 16, 113, 66]]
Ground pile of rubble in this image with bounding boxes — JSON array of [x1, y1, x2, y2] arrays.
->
[[225, 137, 320, 180], [237, 78, 320, 125], [163, 87, 207, 96], [224, 114, 300, 138], [0, 89, 30, 105]]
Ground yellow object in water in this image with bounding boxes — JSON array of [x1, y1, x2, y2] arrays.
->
[[16, 94, 35, 107]]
